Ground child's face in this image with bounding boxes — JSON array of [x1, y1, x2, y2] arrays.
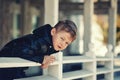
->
[[51, 28, 73, 51]]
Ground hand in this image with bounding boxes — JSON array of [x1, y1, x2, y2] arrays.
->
[[41, 55, 55, 69]]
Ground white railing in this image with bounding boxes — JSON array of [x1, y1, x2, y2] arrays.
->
[[0, 45, 120, 80]]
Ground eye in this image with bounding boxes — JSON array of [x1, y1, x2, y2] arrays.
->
[[61, 37, 64, 41], [66, 42, 69, 45]]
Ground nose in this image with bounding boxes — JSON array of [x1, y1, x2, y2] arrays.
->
[[60, 41, 66, 48]]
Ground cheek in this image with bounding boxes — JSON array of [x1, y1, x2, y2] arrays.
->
[[64, 45, 68, 49], [53, 37, 58, 45]]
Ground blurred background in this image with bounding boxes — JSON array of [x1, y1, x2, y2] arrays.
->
[[0, 0, 120, 79], [0, 0, 120, 56]]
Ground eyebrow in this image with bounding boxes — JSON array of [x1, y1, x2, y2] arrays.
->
[[62, 37, 65, 40], [63, 37, 71, 44]]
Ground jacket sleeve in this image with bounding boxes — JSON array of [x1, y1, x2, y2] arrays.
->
[[19, 53, 44, 64], [18, 42, 45, 64], [0, 42, 44, 64], [0, 46, 44, 64], [0, 40, 15, 57]]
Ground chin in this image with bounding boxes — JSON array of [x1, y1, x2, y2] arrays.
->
[[54, 48, 58, 51], [55, 48, 60, 51]]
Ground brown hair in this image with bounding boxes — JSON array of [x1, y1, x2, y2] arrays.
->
[[54, 20, 77, 40]]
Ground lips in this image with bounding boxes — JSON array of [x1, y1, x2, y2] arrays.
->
[[58, 45, 61, 49]]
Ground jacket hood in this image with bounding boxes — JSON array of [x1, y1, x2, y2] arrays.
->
[[32, 24, 53, 45], [33, 24, 52, 37]]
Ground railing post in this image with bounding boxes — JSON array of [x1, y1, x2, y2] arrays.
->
[[83, 43, 96, 80], [105, 44, 114, 80], [48, 52, 63, 80], [43, 0, 59, 75]]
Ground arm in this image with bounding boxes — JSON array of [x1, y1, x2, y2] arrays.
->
[[21, 55, 44, 63], [20, 52, 55, 69], [0, 42, 44, 63]]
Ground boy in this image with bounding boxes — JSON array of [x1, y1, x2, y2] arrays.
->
[[0, 20, 77, 80]]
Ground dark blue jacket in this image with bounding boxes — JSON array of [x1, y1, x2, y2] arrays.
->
[[0, 24, 59, 63]]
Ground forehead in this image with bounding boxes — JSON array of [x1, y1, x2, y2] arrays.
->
[[57, 31, 73, 42], [56, 27, 76, 41]]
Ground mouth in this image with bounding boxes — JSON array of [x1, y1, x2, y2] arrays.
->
[[58, 45, 61, 49]]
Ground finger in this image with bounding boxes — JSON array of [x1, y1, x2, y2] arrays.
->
[[50, 57, 55, 60], [41, 65, 47, 69], [41, 64, 49, 69], [49, 59, 55, 64], [50, 55, 55, 59]]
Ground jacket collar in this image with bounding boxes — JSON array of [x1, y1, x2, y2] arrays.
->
[[33, 24, 53, 46], [33, 24, 59, 52]]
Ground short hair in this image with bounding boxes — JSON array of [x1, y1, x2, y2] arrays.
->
[[54, 20, 77, 41]]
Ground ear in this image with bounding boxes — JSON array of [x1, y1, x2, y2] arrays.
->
[[51, 28, 56, 36]]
